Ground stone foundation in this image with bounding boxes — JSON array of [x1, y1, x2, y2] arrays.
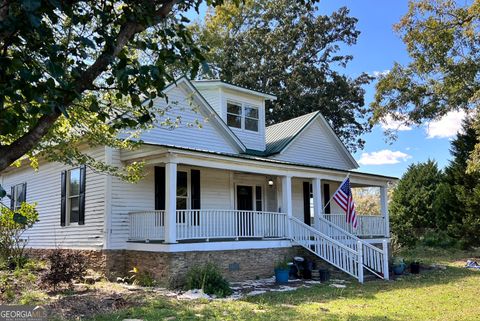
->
[[26, 246, 346, 287]]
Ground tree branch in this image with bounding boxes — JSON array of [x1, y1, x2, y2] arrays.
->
[[0, 0, 178, 173]]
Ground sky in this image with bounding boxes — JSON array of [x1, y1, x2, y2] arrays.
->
[[189, 1, 463, 179], [318, 0, 462, 178]]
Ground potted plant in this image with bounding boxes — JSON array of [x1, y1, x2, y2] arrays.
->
[[392, 257, 406, 275], [410, 260, 421, 274], [274, 258, 290, 284]]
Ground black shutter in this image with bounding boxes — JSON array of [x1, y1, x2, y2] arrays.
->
[[22, 183, 27, 203], [155, 166, 165, 210], [78, 165, 86, 225], [303, 182, 311, 225], [60, 170, 67, 226], [191, 169, 201, 209], [10, 186, 14, 210], [323, 183, 331, 214]]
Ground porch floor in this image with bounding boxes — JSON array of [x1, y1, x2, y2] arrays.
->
[[127, 237, 288, 244]]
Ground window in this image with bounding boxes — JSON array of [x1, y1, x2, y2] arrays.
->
[[226, 101, 260, 132], [176, 171, 188, 223], [61, 166, 85, 226], [227, 102, 242, 129], [67, 168, 81, 223], [176, 171, 188, 210], [245, 105, 259, 131], [11, 183, 26, 210], [255, 186, 262, 211]]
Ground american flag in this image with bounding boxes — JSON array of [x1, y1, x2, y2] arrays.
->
[[332, 178, 358, 229]]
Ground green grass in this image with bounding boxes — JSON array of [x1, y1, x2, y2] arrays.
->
[[87, 246, 480, 321]]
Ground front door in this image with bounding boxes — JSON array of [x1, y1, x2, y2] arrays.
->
[[236, 185, 254, 236]]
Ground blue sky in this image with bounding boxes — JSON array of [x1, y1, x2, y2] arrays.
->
[[318, 0, 462, 178], [189, 1, 463, 178]]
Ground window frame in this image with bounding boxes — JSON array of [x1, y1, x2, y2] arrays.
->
[[176, 170, 191, 224], [226, 100, 260, 133], [66, 167, 81, 225], [12, 183, 26, 210]]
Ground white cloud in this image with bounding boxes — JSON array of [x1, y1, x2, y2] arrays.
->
[[372, 69, 390, 78], [380, 114, 412, 131], [358, 149, 412, 166], [425, 110, 467, 139]]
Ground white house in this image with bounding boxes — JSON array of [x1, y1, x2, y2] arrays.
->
[[0, 77, 395, 284]]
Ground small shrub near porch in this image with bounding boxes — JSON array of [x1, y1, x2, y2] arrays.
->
[[185, 263, 232, 298]]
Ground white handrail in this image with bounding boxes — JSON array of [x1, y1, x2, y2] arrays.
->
[[289, 217, 360, 280], [323, 213, 386, 237], [316, 215, 387, 279]]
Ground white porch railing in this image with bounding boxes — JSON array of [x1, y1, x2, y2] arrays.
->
[[129, 210, 165, 241], [129, 210, 288, 241], [316, 215, 388, 280], [323, 214, 387, 237], [176, 210, 288, 240], [290, 217, 361, 280]]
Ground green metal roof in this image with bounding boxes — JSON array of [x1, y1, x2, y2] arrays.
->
[[264, 111, 320, 155]]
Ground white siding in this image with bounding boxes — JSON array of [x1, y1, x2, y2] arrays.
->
[[292, 178, 305, 221], [197, 88, 222, 115], [1, 147, 106, 249], [136, 86, 239, 154], [272, 119, 354, 170], [221, 88, 266, 151]]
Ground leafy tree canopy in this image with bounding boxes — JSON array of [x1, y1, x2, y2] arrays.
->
[[389, 159, 443, 247], [372, 0, 480, 170], [192, 0, 373, 152]]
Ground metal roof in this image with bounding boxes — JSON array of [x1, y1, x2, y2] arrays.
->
[[264, 111, 320, 155]]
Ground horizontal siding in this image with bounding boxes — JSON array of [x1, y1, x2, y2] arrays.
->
[[292, 178, 306, 222], [136, 86, 238, 154], [1, 147, 106, 249], [197, 88, 222, 116], [272, 119, 353, 170]]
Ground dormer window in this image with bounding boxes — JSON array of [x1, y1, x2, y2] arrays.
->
[[226, 100, 259, 132], [227, 102, 242, 129]]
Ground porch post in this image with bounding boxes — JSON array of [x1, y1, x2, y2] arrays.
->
[[312, 178, 323, 230], [380, 185, 390, 238], [281, 175, 293, 238], [165, 162, 177, 243]]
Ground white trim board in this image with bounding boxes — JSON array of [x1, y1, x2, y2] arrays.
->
[[126, 239, 292, 253]]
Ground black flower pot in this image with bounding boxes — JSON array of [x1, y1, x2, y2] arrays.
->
[[410, 262, 420, 274]]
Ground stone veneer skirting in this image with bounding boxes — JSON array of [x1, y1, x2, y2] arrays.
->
[[26, 246, 344, 287]]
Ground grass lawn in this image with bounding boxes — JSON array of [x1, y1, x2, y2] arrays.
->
[[87, 247, 480, 321]]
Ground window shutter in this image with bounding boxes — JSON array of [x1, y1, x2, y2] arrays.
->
[[155, 166, 165, 210], [303, 182, 311, 225], [22, 183, 27, 203], [191, 169, 201, 209], [78, 165, 86, 225], [60, 170, 67, 226], [10, 186, 14, 210], [323, 183, 331, 214]]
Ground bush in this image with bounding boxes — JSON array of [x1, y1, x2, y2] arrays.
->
[[0, 203, 38, 268], [129, 267, 156, 287], [40, 249, 87, 290], [185, 263, 232, 298], [421, 230, 458, 248]]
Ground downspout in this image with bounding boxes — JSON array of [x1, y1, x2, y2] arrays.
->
[[103, 147, 113, 250]]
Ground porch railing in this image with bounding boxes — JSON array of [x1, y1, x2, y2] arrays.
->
[[323, 214, 387, 237], [129, 210, 288, 241]]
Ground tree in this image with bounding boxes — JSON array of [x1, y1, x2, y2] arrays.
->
[[442, 117, 480, 247], [372, 0, 480, 170], [389, 160, 443, 247], [193, 0, 372, 152]]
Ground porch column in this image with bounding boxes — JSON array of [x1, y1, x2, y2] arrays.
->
[[281, 175, 293, 237], [165, 162, 177, 243], [380, 185, 390, 238], [312, 178, 323, 230]]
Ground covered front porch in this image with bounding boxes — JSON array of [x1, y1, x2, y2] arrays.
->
[[123, 147, 392, 245]]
